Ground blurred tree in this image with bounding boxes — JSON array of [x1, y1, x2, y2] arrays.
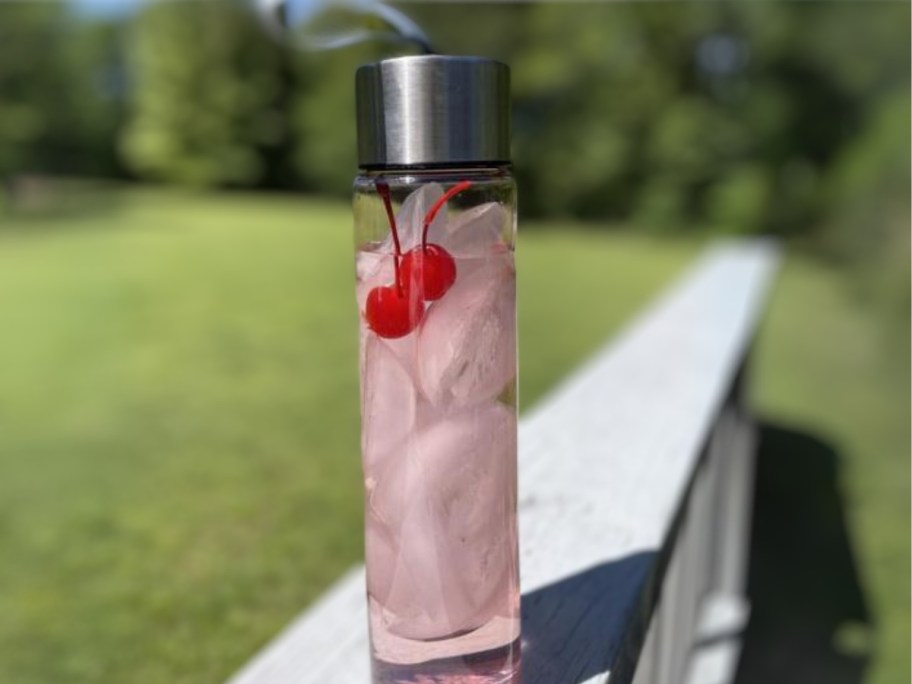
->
[[0, 4, 68, 189], [63, 19, 128, 177], [291, 44, 384, 195], [0, 4, 122, 201], [122, 0, 294, 187], [4, 0, 905, 254], [823, 90, 910, 322]]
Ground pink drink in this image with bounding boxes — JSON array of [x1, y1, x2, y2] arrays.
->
[[354, 179, 520, 683]]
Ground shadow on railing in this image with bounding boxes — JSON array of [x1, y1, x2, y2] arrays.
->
[[736, 422, 872, 684], [521, 552, 657, 683]]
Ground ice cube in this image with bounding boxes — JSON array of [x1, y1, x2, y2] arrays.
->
[[355, 249, 386, 282], [355, 250, 394, 313], [371, 497, 461, 639], [441, 202, 509, 258], [397, 183, 449, 251], [374, 183, 448, 255], [367, 402, 517, 639], [360, 334, 419, 474], [417, 257, 516, 407]]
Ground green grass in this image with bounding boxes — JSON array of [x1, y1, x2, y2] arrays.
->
[[751, 257, 910, 683], [0, 188, 907, 684]]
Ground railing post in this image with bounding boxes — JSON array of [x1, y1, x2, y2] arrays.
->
[[630, 356, 760, 684], [711, 360, 757, 600]]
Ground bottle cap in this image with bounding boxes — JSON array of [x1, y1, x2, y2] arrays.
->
[[356, 55, 510, 168]]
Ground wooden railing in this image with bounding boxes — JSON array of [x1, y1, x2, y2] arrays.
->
[[227, 240, 779, 684]]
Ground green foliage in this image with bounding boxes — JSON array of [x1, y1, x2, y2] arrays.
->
[[506, 1, 908, 237], [121, 1, 291, 186], [633, 178, 688, 233], [706, 165, 772, 234], [823, 92, 911, 263], [374, 2, 912, 248], [0, 4, 68, 177], [1, 2, 908, 247], [290, 44, 384, 194], [819, 91, 911, 326], [110, 0, 907, 246], [0, 5, 121, 180]]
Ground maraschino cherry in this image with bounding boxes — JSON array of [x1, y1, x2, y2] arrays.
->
[[364, 285, 423, 339], [364, 182, 422, 339], [400, 180, 471, 301], [364, 180, 472, 338], [401, 243, 456, 301]]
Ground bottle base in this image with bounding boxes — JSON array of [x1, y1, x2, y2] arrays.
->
[[371, 637, 520, 684]]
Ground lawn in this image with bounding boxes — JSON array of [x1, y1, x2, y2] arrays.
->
[[0, 188, 907, 684]]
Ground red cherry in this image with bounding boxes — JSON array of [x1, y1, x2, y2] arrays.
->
[[401, 244, 457, 301], [365, 285, 423, 339]]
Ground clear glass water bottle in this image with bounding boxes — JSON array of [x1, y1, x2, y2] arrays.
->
[[352, 56, 520, 683]]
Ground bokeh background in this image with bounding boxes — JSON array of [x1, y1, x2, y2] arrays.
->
[[0, 1, 908, 683]]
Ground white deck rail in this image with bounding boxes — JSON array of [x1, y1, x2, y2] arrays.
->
[[227, 240, 779, 684]]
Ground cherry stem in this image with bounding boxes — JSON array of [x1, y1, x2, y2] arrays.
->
[[421, 180, 472, 251], [376, 181, 403, 296]]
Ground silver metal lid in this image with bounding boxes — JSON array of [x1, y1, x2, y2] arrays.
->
[[355, 55, 510, 167]]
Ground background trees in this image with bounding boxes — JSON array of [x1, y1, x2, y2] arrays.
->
[[0, 3, 122, 187], [1, 0, 908, 248], [121, 1, 293, 187]]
